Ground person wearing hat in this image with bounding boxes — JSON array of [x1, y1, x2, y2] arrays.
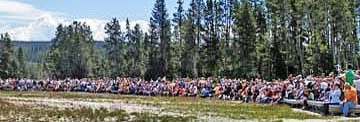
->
[[341, 82, 358, 117]]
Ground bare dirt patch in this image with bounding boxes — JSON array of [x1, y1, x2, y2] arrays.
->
[[0, 96, 239, 122]]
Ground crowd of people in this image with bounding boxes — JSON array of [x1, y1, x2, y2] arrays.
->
[[1, 65, 360, 117]]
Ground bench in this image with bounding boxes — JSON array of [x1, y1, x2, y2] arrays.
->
[[282, 99, 360, 116], [329, 105, 360, 116], [282, 99, 303, 108], [306, 101, 328, 115]]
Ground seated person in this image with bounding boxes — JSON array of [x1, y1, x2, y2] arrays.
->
[[129, 83, 137, 95], [187, 84, 198, 97], [178, 86, 186, 96], [214, 84, 221, 98], [201, 87, 211, 97], [257, 87, 270, 103], [318, 88, 330, 102], [340, 83, 358, 117], [110, 82, 119, 94], [220, 84, 231, 100], [329, 83, 341, 104], [296, 82, 305, 100], [270, 90, 282, 104]]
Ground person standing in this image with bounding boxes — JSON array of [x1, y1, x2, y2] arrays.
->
[[341, 83, 358, 117], [345, 64, 355, 86]]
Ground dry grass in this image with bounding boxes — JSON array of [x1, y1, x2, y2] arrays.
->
[[0, 91, 333, 121]]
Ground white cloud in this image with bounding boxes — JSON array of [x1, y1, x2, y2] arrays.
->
[[0, 1, 149, 41], [0, 15, 60, 41], [0, 15, 149, 41], [0, 0, 60, 21]]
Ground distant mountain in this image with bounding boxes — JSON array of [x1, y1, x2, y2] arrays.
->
[[12, 41, 106, 63], [13, 40, 106, 47], [12, 41, 51, 63]]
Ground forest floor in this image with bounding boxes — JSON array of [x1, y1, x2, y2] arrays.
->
[[0, 91, 358, 122]]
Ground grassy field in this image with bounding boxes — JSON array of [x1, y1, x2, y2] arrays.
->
[[0, 91, 336, 121]]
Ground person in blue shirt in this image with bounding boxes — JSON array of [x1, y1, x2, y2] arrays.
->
[[329, 83, 341, 104], [201, 87, 211, 97]]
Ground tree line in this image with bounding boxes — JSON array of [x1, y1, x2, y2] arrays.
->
[[0, 0, 359, 80], [0, 33, 29, 79]]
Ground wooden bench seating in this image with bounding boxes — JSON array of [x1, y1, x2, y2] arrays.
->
[[307, 101, 326, 107], [281, 99, 360, 116], [281, 99, 303, 108], [306, 100, 328, 115], [282, 99, 302, 104], [329, 105, 360, 115]]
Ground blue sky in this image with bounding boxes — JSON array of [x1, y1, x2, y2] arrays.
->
[[0, 0, 189, 41], [14, 0, 189, 21]]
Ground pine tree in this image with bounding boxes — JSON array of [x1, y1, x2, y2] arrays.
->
[[131, 24, 145, 77], [172, 0, 185, 77], [93, 49, 111, 78], [232, 0, 257, 78], [104, 18, 127, 78], [219, 0, 235, 77], [151, 0, 172, 77], [126, 18, 136, 77], [254, 0, 270, 79], [45, 25, 64, 78], [193, 0, 205, 77], [266, 0, 286, 79], [180, 7, 196, 78], [288, 0, 305, 76], [16, 47, 29, 78], [46, 21, 98, 79], [0, 33, 15, 79], [139, 32, 149, 78], [145, 18, 160, 80], [202, 0, 222, 77], [305, 0, 334, 75]]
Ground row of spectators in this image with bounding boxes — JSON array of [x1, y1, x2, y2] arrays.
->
[[0, 77, 283, 103], [0, 74, 357, 103], [0, 65, 359, 116]]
